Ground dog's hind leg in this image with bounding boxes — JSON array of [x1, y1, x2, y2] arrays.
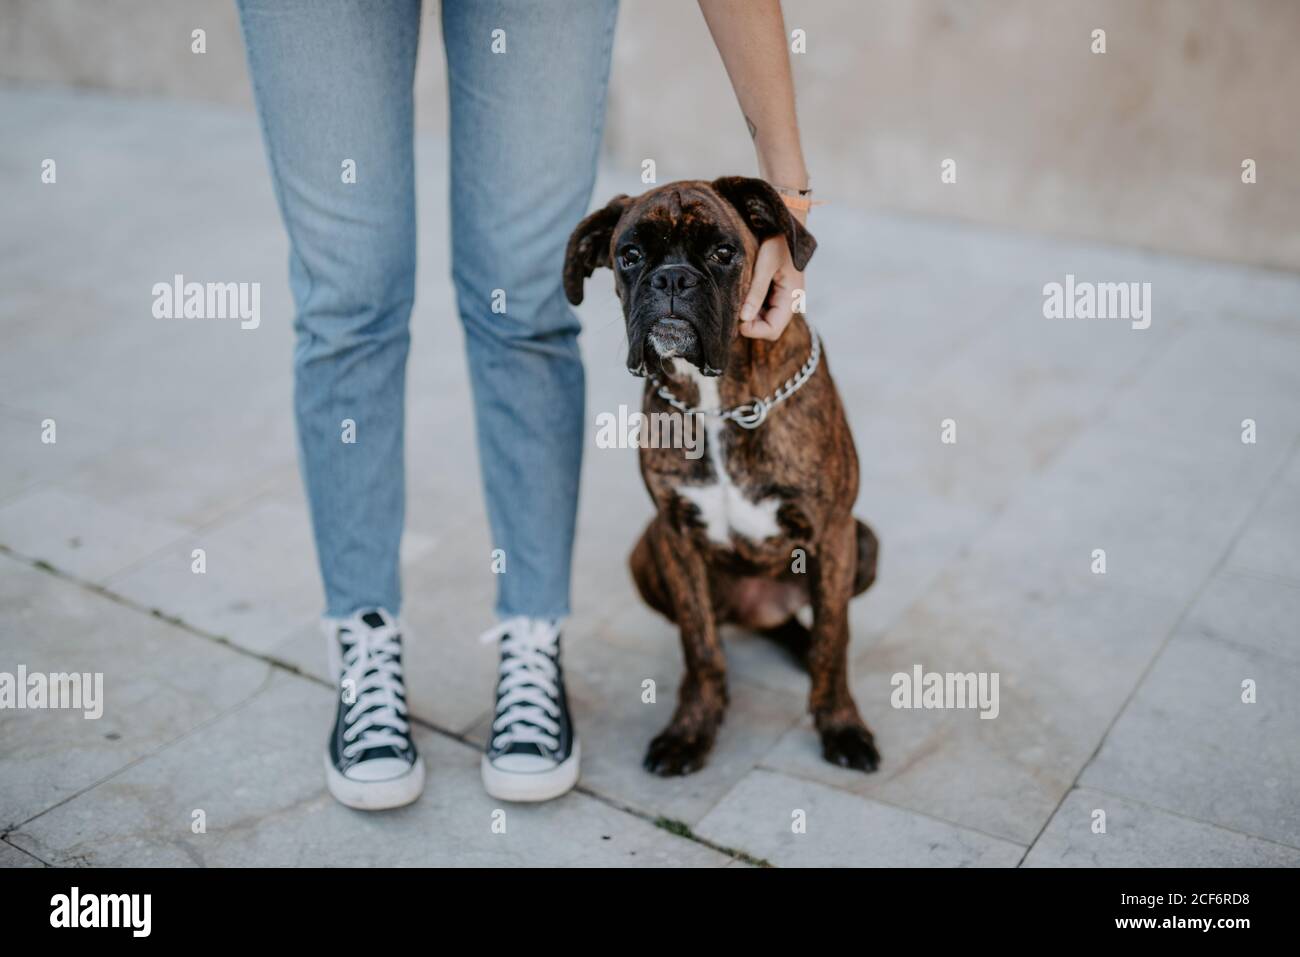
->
[[764, 518, 873, 671], [809, 519, 880, 772], [853, 519, 879, 596]]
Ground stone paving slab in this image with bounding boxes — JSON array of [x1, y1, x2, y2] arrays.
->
[[1023, 788, 1300, 868], [48, 381, 298, 530], [1079, 626, 1300, 849], [0, 841, 44, 868], [1223, 445, 1300, 589], [103, 498, 333, 656], [694, 768, 1024, 867], [970, 319, 1300, 605], [0, 402, 125, 507], [0, 487, 191, 585], [8, 671, 730, 868], [0, 554, 270, 832], [1179, 568, 1300, 667]]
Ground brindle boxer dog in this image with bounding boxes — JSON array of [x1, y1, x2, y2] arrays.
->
[[564, 177, 880, 776]]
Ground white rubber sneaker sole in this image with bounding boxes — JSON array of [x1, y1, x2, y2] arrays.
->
[[325, 753, 426, 810], [480, 742, 581, 803]]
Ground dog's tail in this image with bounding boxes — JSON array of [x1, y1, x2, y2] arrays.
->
[[853, 519, 879, 596]]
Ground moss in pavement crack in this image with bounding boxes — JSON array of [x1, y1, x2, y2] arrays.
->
[[653, 816, 774, 868]]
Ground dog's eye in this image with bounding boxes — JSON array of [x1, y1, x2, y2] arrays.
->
[[619, 245, 643, 268], [711, 244, 736, 265]]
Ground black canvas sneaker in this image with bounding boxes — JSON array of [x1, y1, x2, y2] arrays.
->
[[480, 617, 580, 802], [324, 609, 425, 810]]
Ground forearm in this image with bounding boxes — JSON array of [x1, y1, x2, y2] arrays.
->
[[697, 0, 808, 196]]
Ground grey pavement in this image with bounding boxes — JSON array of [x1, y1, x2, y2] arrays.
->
[[2, 89, 1298, 867]]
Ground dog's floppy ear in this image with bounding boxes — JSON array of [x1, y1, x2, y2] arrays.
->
[[710, 176, 816, 271], [564, 194, 630, 305]]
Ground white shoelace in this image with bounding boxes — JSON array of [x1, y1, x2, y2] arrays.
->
[[338, 620, 411, 760], [480, 617, 563, 752]]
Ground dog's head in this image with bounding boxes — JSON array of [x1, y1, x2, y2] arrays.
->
[[563, 177, 816, 377]]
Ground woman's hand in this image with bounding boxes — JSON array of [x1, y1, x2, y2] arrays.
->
[[739, 233, 804, 341]]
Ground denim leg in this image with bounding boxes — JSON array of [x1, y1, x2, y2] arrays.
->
[[442, 0, 619, 619], [236, 0, 422, 617]]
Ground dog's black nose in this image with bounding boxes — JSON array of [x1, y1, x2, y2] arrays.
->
[[650, 265, 699, 295]]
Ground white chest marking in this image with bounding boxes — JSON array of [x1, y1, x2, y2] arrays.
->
[[670, 360, 782, 545]]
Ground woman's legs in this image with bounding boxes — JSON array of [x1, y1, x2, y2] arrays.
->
[[237, 0, 619, 806]]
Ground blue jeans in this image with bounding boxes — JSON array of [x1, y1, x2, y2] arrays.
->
[[236, 0, 618, 620]]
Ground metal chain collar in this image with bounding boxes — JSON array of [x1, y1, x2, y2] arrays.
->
[[648, 320, 822, 430]]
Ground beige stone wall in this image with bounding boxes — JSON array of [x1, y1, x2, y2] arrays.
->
[[3, 0, 1296, 270]]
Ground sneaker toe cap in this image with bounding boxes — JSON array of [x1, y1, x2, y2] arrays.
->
[[344, 757, 415, 783], [489, 752, 558, 774]]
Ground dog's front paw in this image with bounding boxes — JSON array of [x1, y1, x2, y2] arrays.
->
[[643, 727, 714, 776], [820, 722, 880, 772]]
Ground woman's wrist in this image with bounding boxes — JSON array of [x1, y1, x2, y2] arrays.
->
[[757, 147, 810, 223], [756, 149, 809, 194], [761, 167, 811, 226], [757, 161, 808, 226]]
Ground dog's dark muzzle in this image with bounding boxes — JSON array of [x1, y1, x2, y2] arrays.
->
[[626, 265, 722, 376]]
